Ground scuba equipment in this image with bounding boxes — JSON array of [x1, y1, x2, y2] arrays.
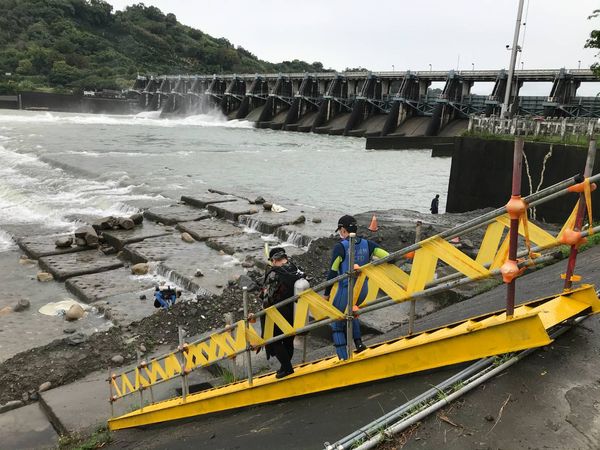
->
[[153, 284, 181, 309]]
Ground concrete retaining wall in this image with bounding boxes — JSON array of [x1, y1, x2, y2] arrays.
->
[[19, 92, 135, 114], [446, 137, 600, 223]]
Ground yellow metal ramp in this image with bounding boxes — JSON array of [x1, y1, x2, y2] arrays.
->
[[108, 285, 600, 430]]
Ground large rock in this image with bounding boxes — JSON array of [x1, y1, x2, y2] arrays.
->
[[237, 274, 258, 292], [38, 381, 51, 392], [55, 236, 73, 248], [65, 303, 85, 321], [37, 272, 54, 282], [129, 213, 144, 225], [92, 216, 116, 232], [131, 263, 149, 275], [181, 232, 194, 243], [117, 217, 135, 230], [111, 354, 124, 365], [13, 298, 30, 312]]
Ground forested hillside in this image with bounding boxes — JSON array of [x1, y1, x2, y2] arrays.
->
[[0, 0, 326, 94]]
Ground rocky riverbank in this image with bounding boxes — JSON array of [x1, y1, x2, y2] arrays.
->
[[0, 187, 514, 409]]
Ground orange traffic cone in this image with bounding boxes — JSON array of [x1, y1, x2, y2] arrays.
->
[[368, 214, 378, 232]]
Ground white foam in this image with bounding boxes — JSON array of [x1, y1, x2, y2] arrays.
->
[[0, 110, 254, 129], [0, 144, 159, 229], [0, 230, 15, 252]]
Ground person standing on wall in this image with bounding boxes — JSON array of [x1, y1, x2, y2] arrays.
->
[[430, 194, 440, 214], [323, 215, 389, 360]]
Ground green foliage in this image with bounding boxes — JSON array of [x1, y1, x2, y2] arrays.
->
[[57, 426, 112, 450], [0, 0, 328, 94], [586, 9, 600, 77]]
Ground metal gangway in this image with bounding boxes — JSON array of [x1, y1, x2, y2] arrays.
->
[[108, 139, 600, 430]]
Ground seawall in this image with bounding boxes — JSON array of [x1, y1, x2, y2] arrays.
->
[[447, 137, 600, 223]]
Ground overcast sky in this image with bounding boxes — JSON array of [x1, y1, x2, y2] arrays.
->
[[107, 0, 600, 94]]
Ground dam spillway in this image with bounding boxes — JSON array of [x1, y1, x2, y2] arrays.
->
[[128, 68, 600, 137]]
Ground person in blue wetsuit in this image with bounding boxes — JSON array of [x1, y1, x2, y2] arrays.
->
[[323, 215, 390, 360]]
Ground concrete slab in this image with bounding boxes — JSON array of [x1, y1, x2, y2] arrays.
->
[[157, 244, 245, 295], [206, 232, 268, 255], [176, 219, 242, 241], [0, 250, 110, 364], [101, 222, 171, 250], [239, 206, 308, 234], [122, 235, 200, 264], [38, 250, 124, 281], [181, 192, 238, 208], [207, 200, 259, 221], [16, 233, 88, 259], [39, 348, 219, 435], [65, 268, 156, 304], [144, 204, 210, 225], [91, 287, 158, 325], [0, 403, 57, 450]]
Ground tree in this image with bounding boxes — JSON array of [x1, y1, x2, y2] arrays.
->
[[49, 60, 80, 85], [586, 10, 600, 77]]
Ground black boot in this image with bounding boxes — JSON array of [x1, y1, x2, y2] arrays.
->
[[354, 338, 366, 353]]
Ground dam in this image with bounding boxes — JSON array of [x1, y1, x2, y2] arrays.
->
[[128, 68, 600, 137]]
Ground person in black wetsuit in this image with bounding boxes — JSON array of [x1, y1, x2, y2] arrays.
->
[[430, 194, 440, 214], [260, 247, 306, 378]]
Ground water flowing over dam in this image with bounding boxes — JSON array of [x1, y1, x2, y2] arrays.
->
[[129, 68, 600, 137]]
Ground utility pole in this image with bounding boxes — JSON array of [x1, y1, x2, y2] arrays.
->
[[501, 0, 525, 118]]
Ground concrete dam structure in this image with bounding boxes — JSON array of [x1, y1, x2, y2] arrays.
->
[[128, 69, 600, 137]]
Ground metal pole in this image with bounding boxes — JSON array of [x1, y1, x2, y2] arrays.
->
[[408, 221, 422, 334], [501, 0, 525, 118], [564, 139, 597, 290], [242, 287, 253, 386], [506, 138, 524, 317], [347, 233, 356, 359], [178, 326, 188, 402], [108, 367, 114, 417], [136, 350, 144, 411]]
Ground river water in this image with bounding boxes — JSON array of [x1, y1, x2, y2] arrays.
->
[[0, 109, 450, 251]]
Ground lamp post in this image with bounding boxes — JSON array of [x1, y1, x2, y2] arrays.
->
[[392, 64, 395, 72], [578, 60, 581, 70], [429, 64, 432, 72], [471, 63, 475, 71], [501, 0, 526, 118]]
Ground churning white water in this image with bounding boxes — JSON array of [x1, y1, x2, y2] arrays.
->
[[0, 109, 450, 250]]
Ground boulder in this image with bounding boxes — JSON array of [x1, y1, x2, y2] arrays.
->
[[292, 215, 306, 224], [92, 216, 116, 232], [253, 196, 266, 204], [13, 298, 30, 312], [238, 274, 258, 292], [130, 213, 144, 225], [118, 217, 135, 230], [55, 236, 73, 248], [312, 217, 322, 224], [38, 382, 51, 392], [194, 269, 204, 277], [75, 237, 87, 247], [111, 354, 124, 365], [263, 202, 273, 211], [131, 262, 149, 275], [19, 255, 35, 265], [181, 232, 194, 243], [75, 225, 99, 246], [65, 303, 85, 321], [37, 272, 54, 282], [68, 332, 86, 345]]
